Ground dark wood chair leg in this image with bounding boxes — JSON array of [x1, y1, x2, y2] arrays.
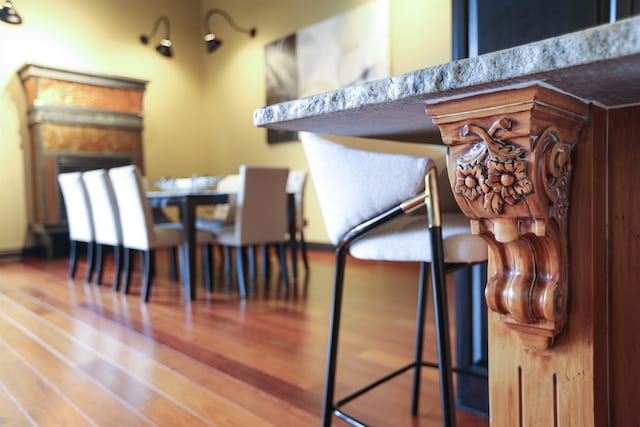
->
[[68, 240, 78, 278], [85, 241, 95, 283], [150, 250, 156, 281], [168, 247, 178, 281], [112, 245, 122, 291], [141, 250, 153, 302], [94, 243, 104, 285], [223, 245, 232, 289], [138, 250, 146, 278], [202, 243, 214, 293], [235, 246, 247, 298], [300, 230, 309, 271], [122, 248, 133, 294], [261, 244, 270, 285], [277, 243, 289, 290], [248, 245, 257, 294]]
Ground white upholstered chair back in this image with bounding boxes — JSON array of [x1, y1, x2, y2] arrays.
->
[[57, 172, 95, 243], [82, 169, 122, 247], [108, 165, 155, 251], [219, 165, 289, 246], [300, 132, 433, 245]]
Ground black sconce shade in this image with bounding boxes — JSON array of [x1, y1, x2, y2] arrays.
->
[[203, 8, 256, 54], [140, 15, 173, 58], [0, 1, 22, 24]]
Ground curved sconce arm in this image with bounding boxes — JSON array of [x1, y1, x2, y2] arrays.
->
[[203, 8, 256, 53], [0, 1, 23, 25], [140, 15, 173, 58]]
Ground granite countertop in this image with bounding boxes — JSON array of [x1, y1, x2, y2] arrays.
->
[[254, 15, 640, 143]]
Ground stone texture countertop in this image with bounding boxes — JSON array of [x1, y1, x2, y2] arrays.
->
[[254, 15, 640, 143]]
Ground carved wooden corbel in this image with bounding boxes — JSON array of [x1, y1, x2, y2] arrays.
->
[[427, 85, 589, 350]]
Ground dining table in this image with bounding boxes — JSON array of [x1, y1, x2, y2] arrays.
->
[[147, 188, 298, 301], [147, 189, 228, 301]]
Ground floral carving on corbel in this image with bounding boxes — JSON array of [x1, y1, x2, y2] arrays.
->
[[454, 118, 533, 214]]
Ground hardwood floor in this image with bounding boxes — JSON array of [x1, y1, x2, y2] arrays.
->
[[0, 249, 489, 426]]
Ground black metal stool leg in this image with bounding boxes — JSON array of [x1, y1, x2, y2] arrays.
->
[[429, 226, 456, 427], [322, 247, 348, 427], [412, 262, 430, 415]]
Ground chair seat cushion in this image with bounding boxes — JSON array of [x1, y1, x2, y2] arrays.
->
[[196, 217, 229, 234], [349, 213, 488, 264], [151, 223, 185, 249]]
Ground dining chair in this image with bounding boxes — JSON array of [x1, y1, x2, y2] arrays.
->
[[57, 172, 96, 283], [108, 165, 215, 302], [194, 173, 240, 286], [197, 166, 290, 298], [286, 170, 309, 272], [300, 132, 488, 427], [81, 169, 124, 290]]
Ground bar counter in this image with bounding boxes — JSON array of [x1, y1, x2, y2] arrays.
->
[[255, 16, 640, 426]]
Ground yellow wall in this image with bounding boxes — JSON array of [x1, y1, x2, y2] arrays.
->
[[0, 0, 451, 252]]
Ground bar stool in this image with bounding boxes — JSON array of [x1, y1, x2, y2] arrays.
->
[[300, 132, 488, 426]]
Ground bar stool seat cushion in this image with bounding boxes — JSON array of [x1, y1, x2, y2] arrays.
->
[[349, 212, 488, 263]]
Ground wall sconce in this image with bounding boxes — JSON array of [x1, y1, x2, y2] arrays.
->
[[0, 1, 22, 24], [140, 15, 173, 58], [203, 9, 256, 54]]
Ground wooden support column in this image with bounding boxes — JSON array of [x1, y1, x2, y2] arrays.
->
[[427, 85, 607, 425]]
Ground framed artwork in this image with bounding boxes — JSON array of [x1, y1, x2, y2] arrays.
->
[[264, 0, 389, 143], [265, 34, 299, 143]]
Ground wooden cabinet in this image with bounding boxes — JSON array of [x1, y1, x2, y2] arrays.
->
[[19, 64, 147, 257]]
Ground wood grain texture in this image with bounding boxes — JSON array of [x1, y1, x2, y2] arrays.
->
[[607, 105, 640, 426], [0, 252, 488, 427]]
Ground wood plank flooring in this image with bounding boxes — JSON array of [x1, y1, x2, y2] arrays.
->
[[0, 250, 489, 426]]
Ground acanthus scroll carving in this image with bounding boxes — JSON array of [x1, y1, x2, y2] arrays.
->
[[427, 86, 589, 351]]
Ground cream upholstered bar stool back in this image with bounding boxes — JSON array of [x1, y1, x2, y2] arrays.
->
[[57, 171, 96, 283], [300, 132, 488, 427], [82, 169, 123, 290]]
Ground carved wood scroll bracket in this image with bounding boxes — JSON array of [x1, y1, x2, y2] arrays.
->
[[427, 85, 590, 350]]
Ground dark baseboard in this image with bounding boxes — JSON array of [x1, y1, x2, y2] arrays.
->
[[0, 245, 60, 259]]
